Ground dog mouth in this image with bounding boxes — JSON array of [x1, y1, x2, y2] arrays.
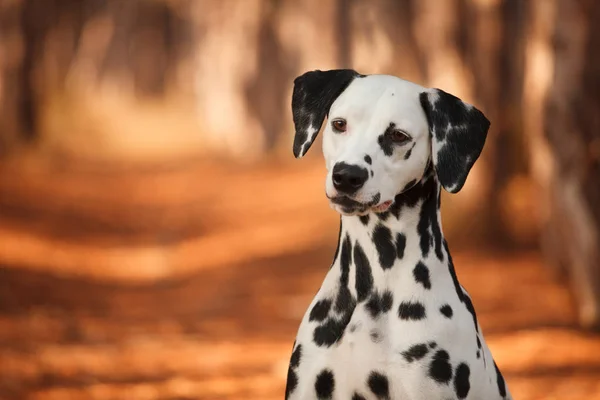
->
[[328, 194, 393, 215]]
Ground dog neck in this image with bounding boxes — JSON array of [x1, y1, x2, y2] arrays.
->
[[331, 165, 449, 291]]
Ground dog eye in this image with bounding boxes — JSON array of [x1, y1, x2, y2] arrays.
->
[[387, 129, 411, 144], [332, 119, 347, 133]]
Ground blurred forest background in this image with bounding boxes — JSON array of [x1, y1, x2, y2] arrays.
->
[[0, 0, 600, 399]]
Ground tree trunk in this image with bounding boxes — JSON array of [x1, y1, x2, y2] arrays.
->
[[0, 0, 31, 152], [525, 0, 600, 329], [0, 0, 196, 161]]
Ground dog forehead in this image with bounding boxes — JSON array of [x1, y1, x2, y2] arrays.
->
[[330, 75, 426, 122]]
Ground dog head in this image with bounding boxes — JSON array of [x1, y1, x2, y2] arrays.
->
[[292, 69, 490, 216]]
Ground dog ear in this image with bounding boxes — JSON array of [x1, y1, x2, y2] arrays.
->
[[419, 88, 490, 193], [292, 69, 361, 158]]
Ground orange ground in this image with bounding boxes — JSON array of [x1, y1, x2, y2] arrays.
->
[[0, 156, 599, 400]]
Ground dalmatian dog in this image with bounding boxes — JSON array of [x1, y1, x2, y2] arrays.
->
[[285, 70, 512, 400]]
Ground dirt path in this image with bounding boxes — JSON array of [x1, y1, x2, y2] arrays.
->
[[0, 156, 599, 399]]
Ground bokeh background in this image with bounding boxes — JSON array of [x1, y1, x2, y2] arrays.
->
[[0, 0, 600, 399]]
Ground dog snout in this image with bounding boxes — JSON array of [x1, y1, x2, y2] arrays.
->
[[332, 162, 369, 195]]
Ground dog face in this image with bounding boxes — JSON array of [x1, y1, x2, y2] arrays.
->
[[291, 70, 490, 216]]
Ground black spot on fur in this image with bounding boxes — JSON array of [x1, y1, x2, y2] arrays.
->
[[377, 211, 390, 221], [444, 240, 465, 302], [371, 170, 374, 177], [381, 291, 393, 312], [354, 242, 374, 302], [373, 224, 396, 269], [339, 234, 352, 288], [370, 330, 382, 343], [285, 344, 302, 399], [290, 344, 302, 368], [402, 343, 429, 362], [313, 228, 359, 347], [429, 350, 453, 384], [444, 240, 480, 336], [335, 285, 353, 314], [404, 142, 416, 160], [419, 89, 490, 193], [359, 214, 370, 225], [335, 234, 353, 312], [413, 261, 432, 289], [366, 296, 380, 318], [389, 166, 433, 219], [440, 304, 453, 318], [310, 299, 332, 322], [464, 293, 480, 337], [315, 369, 335, 399], [494, 360, 507, 398], [454, 363, 471, 399], [368, 193, 381, 207], [364, 155, 372, 165], [429, 341, 437, 349], [403, 179, 418, 192], [476, 335, 482, 349], [331, 218, 342, 269], [396, 233, 406, 259], [444, 240, 482, 353], [368, 371, 390, 399], [476, 350, 480, 359], [285, 368, 298, 399], [313, 296, 355, 347], [417, 181, 443, 261], [352, 393, 367, 400], [366, 291, 394, 318], [378, 123, 397, 156], [313, 318, 343, 347], [398, 301, 426, 320]]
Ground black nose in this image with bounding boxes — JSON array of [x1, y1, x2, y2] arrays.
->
[[332, 162, 369, 194]]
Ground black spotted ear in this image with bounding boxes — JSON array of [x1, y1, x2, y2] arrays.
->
[[292, 69, 361, 158], [419, 88, 490, 193]]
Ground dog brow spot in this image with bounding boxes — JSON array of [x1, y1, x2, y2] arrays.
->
[[378, 122, 396, 156], [364, 155, 372, 165]]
